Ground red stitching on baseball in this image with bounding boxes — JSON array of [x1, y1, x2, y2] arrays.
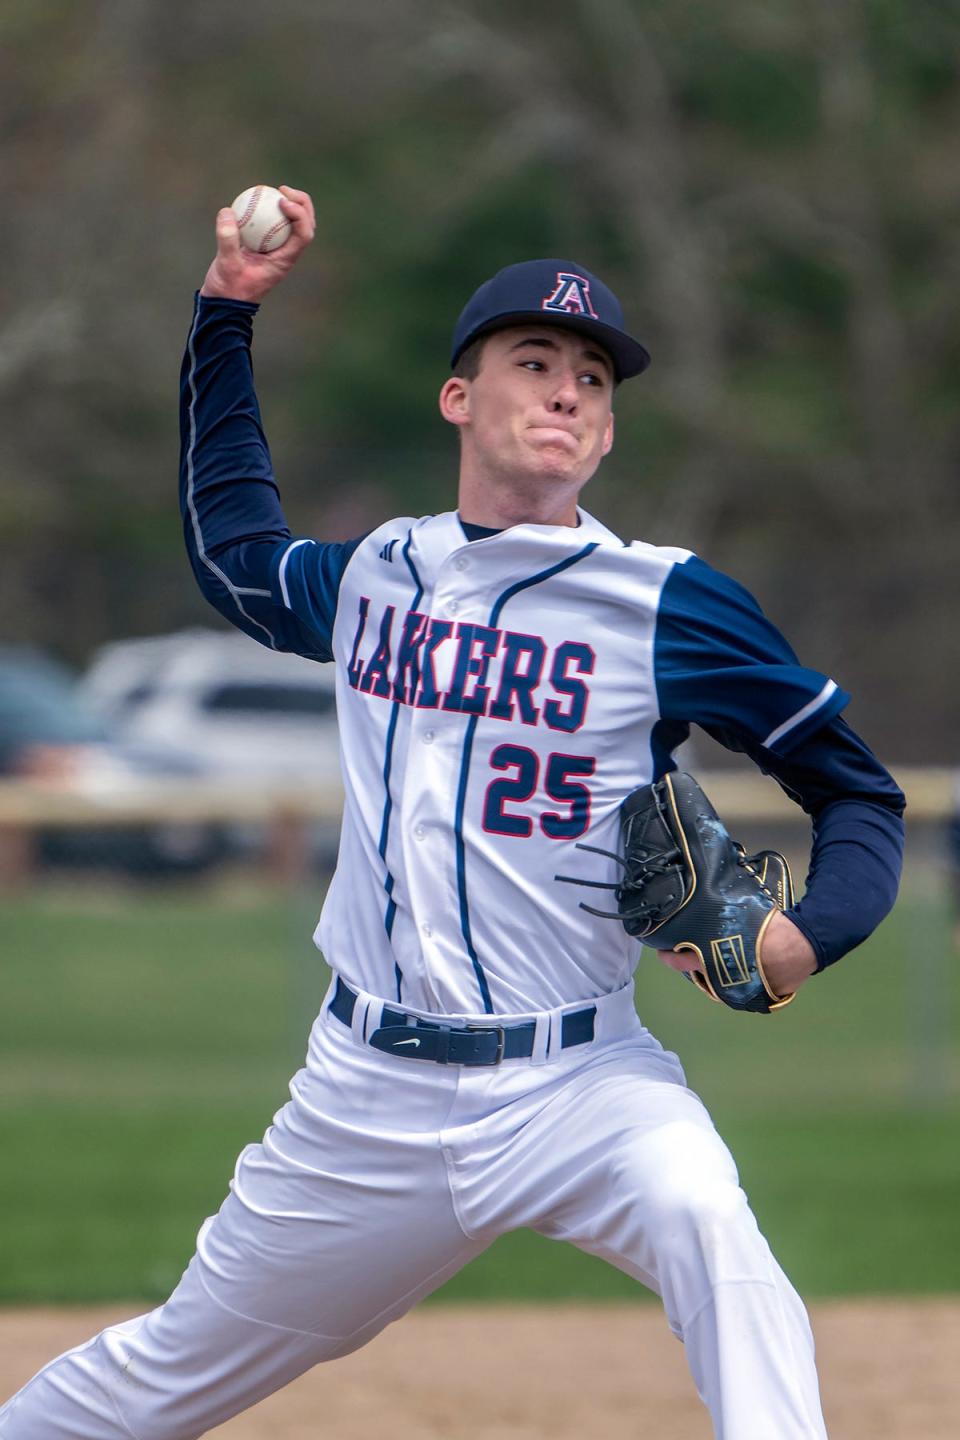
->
[[259, 216, 291, 252], [236, 185, 263, 231]]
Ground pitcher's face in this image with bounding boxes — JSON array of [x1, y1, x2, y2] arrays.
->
[[442, 325, 615, 493]]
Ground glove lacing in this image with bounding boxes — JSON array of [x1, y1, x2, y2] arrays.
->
[[556, 839, 778, 928], [554, 840, 685, 925]]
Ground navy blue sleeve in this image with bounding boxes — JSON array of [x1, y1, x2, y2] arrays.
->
[[179, 292, 363, 660], [654, 555, 849, 753], [652, 554, 904, 969], [703, 716, 905, 970]]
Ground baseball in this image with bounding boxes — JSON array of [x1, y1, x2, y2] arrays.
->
[[230, 185, 293, 253]]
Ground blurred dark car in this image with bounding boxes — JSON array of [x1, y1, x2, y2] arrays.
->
[[0, 646, 228, 875]]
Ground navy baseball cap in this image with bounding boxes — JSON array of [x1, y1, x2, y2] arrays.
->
[[450, 259, 651, 382]]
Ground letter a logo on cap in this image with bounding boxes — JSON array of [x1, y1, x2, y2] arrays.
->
[[541, 272, 599, 320]]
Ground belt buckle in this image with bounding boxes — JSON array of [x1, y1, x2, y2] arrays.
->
[[465, 1023, 506, 1066]]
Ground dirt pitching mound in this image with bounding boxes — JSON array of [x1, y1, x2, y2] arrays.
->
[[2, 1299, 957, 1437]]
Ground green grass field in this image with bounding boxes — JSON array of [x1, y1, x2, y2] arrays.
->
[[2, 873, 957, 1304]]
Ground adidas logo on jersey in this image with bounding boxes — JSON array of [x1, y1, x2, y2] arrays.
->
[[379, 539, 399, 563]]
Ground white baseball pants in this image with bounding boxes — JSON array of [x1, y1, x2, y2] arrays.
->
[[0, 979, 828, 1439]]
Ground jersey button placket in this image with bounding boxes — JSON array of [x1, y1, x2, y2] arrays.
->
[[401, 706, 455, 976]]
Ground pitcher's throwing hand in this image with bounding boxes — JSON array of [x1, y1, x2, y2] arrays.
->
[[201, 183, 315, 304]]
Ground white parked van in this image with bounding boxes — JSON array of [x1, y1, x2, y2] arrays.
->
[[78, 627, 341, 787]]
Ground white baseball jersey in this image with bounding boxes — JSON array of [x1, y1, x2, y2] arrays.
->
[[273, 507, 846, 1016]]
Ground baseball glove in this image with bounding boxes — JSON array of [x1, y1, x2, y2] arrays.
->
[[558, 771, 796, 1014]]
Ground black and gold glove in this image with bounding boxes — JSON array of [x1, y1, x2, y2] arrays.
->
[[561, 771, 796, 1014]]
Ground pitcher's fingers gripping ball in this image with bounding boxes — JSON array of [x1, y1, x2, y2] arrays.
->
[[559, 771, 796, 1013], [202, 186, 315, 305], [231, 185, 293, 252]]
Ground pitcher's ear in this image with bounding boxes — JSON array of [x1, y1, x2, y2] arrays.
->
[[439, 376, 471, 428]]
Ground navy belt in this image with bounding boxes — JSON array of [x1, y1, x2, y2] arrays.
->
[[329, 976, 596, 1066]]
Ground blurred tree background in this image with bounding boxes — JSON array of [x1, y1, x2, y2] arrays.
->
[[3, 0, 958, 760]]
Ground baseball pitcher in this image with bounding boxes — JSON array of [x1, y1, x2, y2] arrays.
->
[[0, 187, 905, 1439]]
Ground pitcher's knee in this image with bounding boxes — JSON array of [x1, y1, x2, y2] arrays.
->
[[678, 1175, 745, 1228], [650, 1166, 742, 1233], [649, 1175, 776, 1309], [630, 1123, 748, 1243], [96, 1311, 352, 1440]]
